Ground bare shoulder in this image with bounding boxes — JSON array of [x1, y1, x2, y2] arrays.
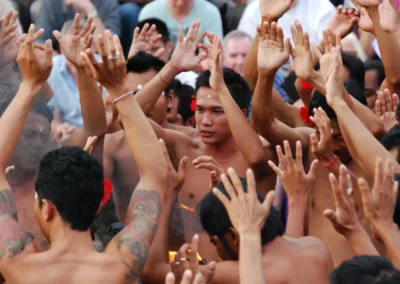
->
[[168, 124, 199, 139], [298, 236, 333, 266]]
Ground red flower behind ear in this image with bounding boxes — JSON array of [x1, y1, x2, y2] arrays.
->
[[102, 178, 113, 205], [300, 106, 314, 127], [190, 96, 196, 112]]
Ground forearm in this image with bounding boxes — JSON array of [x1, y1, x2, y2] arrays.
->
[[286, 197, 307, 238], [92, 17, 106, 39], [332, 99, 400, 174], [136, 63, 178, 115], [0, 82, 41, 172], [368, 7, 400, 89], [374, 222, 400, 268], [239, 232, 266, 284], [111, 87, 166, 180], [346, 227, 379, 256]]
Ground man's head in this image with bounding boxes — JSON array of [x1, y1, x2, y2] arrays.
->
[[135, 18, 173, 62], [34, 147, 104, 239], [329, 255, 400, 284], [195, 69, 251, 145], [126, 51, 171, 124], [166, 79, 195, 127], [167, 0, 194, 16], [0, 83, 53, 175], [309, 82, 367, 165], [364, 60, 385, 109], [198, 178, 284, 261], [223, 31, 252, 77]]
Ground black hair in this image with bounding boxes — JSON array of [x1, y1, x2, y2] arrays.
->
[[329, 255, 400, 284], [136, 18, 170, 43], [364, 60, 386, 87], [165, 79, 195, 123], [126, 51, 165, 74], [197, 177, 284, 246], [195, 69, 251, 112], [381, 125, 400, 163], [308, 80, 367, 119], [35, 146, 104, 231], [0, 82, 53, 122], [394, 174, 400, 228]]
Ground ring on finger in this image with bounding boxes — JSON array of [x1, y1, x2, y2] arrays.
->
[[179, 258, 190, 262], [347, 188, 353, 196], [175, 261, 180, 266], [183, 37, 191, 43], [108, 52, 119, 61]]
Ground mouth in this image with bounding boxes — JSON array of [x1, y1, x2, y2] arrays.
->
[[200, 131, 215, 138]]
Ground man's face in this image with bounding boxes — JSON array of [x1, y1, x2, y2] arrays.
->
[[127, 70, 168, 124], [364, 70, 379, 109], [315, 119, 352, 164], [10, 113, 51, 174], [195, 87, 231, 145], [152, 40, 173, 63], [208, 232, 239, 261], [223, 37, 252, 77], [168, 0, 192, 14]]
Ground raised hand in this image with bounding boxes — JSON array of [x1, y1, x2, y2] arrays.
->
[[379, 0, 400, 33], [257, 21, 291, 74], [160, 139, 187, 198], [213, 168, 275, 233], [208, 35, 225, 91], [169, 21, 207, 72], [268, 141, 318, 201], [359, 158, 398, 229], [375, 89, 399, 132], [198, 32, 216, 71], [165, 270, 207, 284], [351, 0, 381, 7], [192, 155, 225, 187], [81, 30, 126, 94], [17, 24, 53, 87], [354, 4, 374, 33], [310, 107, 337, 166], [128, 23, 165, 59], [0, 11, 20, 68], [53, 14, 96, 68], [171, 235, 215, 284], [260, 0, 294, 21], [324, 165, 363, 238], [290, 20, 313, 80], [327, 5, 359, 39]]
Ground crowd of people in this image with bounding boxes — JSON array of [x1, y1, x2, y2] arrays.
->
[[2, 0, 400, 283]]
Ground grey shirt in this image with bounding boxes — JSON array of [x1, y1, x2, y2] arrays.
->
[[36, 0, 120, 45]]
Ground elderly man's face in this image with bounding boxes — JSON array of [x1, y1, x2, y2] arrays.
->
[[223, 36, 252, 77]]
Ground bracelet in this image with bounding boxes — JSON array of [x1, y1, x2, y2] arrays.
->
[[301, 80, 313, 91], [112, 91, 135, 104], [324, 155, 339, 169]]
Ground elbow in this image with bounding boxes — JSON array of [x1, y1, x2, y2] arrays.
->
[[371, 121, 386, 139]]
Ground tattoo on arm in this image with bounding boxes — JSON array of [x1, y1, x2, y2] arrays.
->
[[0, 190, 17, 218], [114, 189, 161, 283]]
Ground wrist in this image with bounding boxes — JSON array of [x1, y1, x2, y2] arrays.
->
[[258, 67, 278, 76], [288, 194, 308, 206], [346, 224, 368, 243], [108, 85, 130, 100], [162, 62, 179, 82], [85, 3, 96, 15], [239, 229, 262, 238], [372, 219, 397, 234], [323, 155, 338, 169], [20, 81, 43, 96], [261, 16, 278, 24]]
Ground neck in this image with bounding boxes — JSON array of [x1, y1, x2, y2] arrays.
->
[[7, 171, 36, 189], [49, 222, 94, 254]]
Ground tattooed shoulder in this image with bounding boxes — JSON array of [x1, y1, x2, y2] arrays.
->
[[0, 190, 17, 218], [115, 189, 161, 283]]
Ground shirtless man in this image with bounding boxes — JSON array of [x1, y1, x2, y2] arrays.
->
[[196, 168, 333, 284], [0, 26, 169, 283], [0, 16, 107, 253], [249, 16, 385, 265]]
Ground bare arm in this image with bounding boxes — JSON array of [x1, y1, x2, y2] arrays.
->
[[0, 26, 53, 269]]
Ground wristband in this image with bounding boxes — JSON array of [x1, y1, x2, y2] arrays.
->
[[112, 90, 134, 104], [301, 80, 313, 91], [324, 155, 339, 169]]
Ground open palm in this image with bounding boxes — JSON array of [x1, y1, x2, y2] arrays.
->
[[258, 22, 291, 72], [260, 0, 294, 20]]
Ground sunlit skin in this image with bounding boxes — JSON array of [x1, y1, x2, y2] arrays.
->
[[364, 70, 380, 110]]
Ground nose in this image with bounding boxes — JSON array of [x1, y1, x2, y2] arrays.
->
[[235, 55, 245, 66], [176, 0, 184, 8], [201, 113, 213, 127]]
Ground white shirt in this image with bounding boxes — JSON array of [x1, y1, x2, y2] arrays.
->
[[238, 0, 336, 45]]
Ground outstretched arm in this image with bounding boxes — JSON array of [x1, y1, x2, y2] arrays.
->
[[0, 25, 52, 270], [81, 31, 167, 282]]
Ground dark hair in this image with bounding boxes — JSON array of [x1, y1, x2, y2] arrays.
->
[[308, 80, 367, 119], [381, 125, 400, 161], [136, 18, 170, 43], [195, 69, 251, 112], [394, 174, 400, 228], [35, 147, 104, 231], [197, 177, 284, 245], [126, 51, 165, 74], [364, 60, 385, 87], [166, 79, 195, 123], [329, 255, 400, 284], [0, 82, 53, 122]]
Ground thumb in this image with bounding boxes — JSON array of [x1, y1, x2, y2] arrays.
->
[[324, 209, 338, 225], [178, 156, 188, 177]]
